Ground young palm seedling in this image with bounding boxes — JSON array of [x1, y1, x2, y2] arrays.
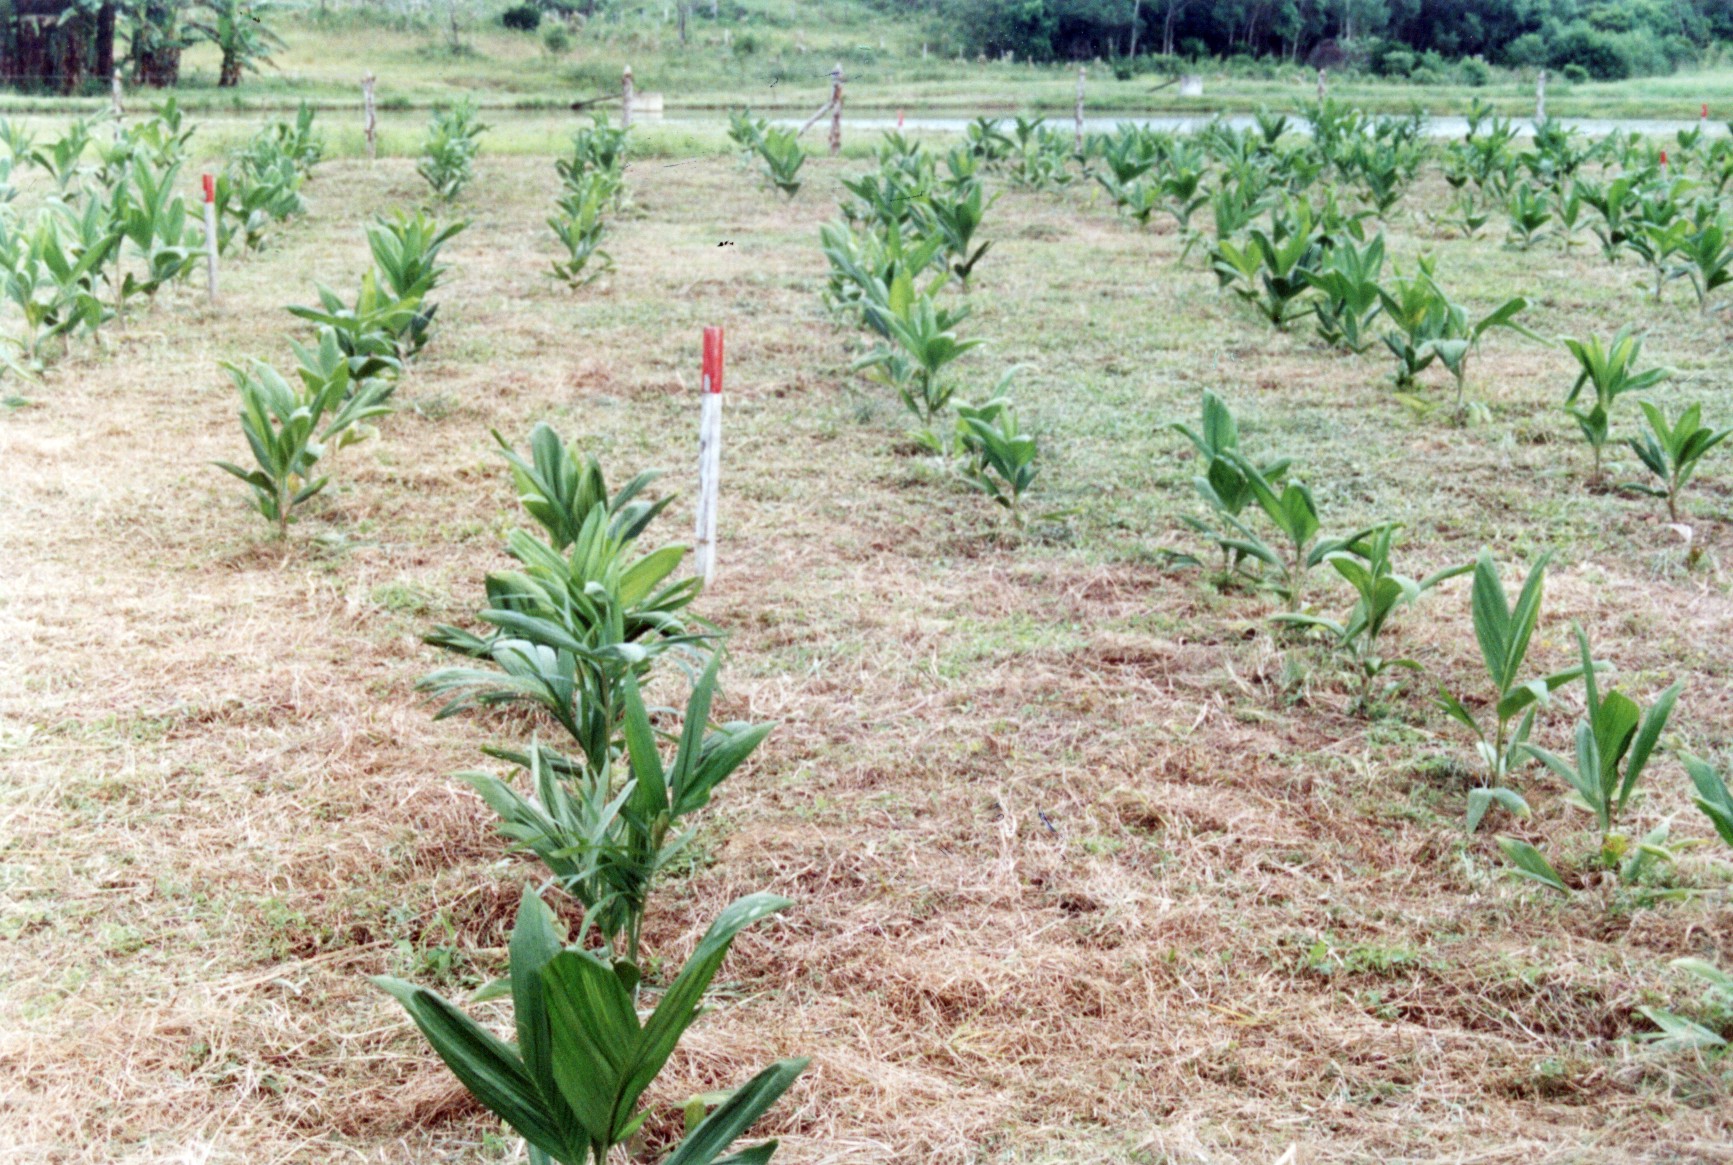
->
[[376, 887, 807, 1165], [288, 271, 424, 367], [1209, 200, 1322, 329], [368, 210, 467, 303], [727, 108, 769, 165], [1499, 623, 1683, 896], [1305, 233, 1385, 353], [213, 358, 393, 537], [1627, 179, 1697, 295], [1438, 551, 1593, 831], [1273, 524, 1469, 709], [462, 655, 771, 964], [27, 117, 94, 191], [853, 286, 983, 444], [1377, 257, 1447, 390], [559, 113, 628, 204], [755, 127, 806, 199], [3, 211, 119, 362], [418, 100, 486, 201], [1561, 327, 1670, 483], [956, 395, 1038, 526], [1221, 454, 1373, 614], [1552, 183, 1586, 252], [919, 180, 996, 287], [116, 160, 202, 307], [1504, 182, 1553, 250], [1166, 390, 1292, 580], [1625, 401, 1731, 522], [1637, 957, 1733, 1052], [493, 422, 670, 551], [1679, 215, 1733, 310], [1684, 755, 1733, 851], [422, 509, 704, 772], [1384, 266, 1535, 424], [1578, 173, 1643, 261], [549, 179, 612, 287]]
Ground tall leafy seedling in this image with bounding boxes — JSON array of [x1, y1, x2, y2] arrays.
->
[[1561, 327, 1669, 483], [461, 654, 771, 965], [1625, 401, 1729, 522], [1498, 623, 1682, 892], [1221, 455, 1375, 614], [1438, 551, 1592, 831], [213, 359, 392, 537], [1166, 391, 1292, 579], [1273, 524, 1469, 708]]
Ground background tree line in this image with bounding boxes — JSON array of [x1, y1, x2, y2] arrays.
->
[[895, 0, 1733, 81], [3, 0, 286, 91]]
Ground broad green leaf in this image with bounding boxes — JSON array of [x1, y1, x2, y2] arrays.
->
[[663, 1058, 809, 1165], [1496, 837, 1568, 892]]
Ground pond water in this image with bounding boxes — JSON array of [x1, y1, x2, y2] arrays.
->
[[757, 113, 1724, 139]]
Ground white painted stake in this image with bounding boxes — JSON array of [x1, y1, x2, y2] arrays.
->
[[202, 173, 218, 304], [1536, 70, 1547, 122], [694, 327, 724, 585]]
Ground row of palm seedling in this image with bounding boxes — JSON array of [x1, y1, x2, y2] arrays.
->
[[0, 103, 322, 381], [818, 132, 1048, 526], [384, 424, 808, 1163], [215, 211, 465, 536], [1196, 192, 1536, 426], [1080, 105, 1427, 246], [1165, 391, 1733, 930], [548, 114, 627, 288]]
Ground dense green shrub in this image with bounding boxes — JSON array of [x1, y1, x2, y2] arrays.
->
[[1549, 24, 1631, 80], [500, 3, 540, 31], [1376, 47, 1416, 77], [1503, 33, 1546, 66]]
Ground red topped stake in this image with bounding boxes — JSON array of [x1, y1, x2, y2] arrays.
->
[[202, 173, 214, 202], [702, 326, 724, 394]]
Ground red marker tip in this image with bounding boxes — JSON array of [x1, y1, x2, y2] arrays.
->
[[202, 173, 214, 202], [701, 327, 724, 395]]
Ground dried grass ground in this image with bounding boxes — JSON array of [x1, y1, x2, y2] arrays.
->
[[3, 131, 1733, 1165]]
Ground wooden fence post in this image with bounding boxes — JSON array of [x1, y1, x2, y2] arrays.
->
[[828, 63, 843, 155], [1536, 69, 1547, 122], [622, 65, 635, 128], [1316, 68, 1327, 101]]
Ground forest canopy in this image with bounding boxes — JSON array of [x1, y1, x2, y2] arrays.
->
[[916, 0, 1733, 80]]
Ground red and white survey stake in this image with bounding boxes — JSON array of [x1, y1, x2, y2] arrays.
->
[[694, 326, 725, 585], [201, 173, 218, 303]]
